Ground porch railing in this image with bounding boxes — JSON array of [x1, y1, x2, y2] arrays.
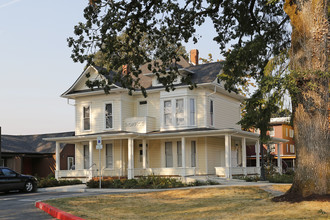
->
[[57, 167, 196, 179]]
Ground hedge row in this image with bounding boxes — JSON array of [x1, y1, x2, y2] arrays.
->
[[87, 175, 219, 189]]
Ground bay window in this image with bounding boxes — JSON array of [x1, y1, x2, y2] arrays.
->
[[164, 100, 172, 126], [176, 99, 184, 126], [189, 98, 195, 126]]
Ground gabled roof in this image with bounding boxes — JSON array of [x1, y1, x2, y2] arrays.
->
[[62, 59, 228, 98], [1, 132, 75, 154], [187, 62, 224, 84]]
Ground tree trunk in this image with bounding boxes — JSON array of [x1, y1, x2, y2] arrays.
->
[[284, 0, 329, 197]]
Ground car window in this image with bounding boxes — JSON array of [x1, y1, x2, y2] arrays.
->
[[2, 168, 17, 177], [0, 169, 4, 176]]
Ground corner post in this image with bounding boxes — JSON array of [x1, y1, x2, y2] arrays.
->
[[225, 134, 232, 179], [142, 138, 147, 169], [242, 137, 247, 176], [55, 142, 60, 179], [127, 138, 134, 179], [89, 140, 93, 179], [181, 137, 186, 177]]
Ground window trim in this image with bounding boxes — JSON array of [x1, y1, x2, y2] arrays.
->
[[104, 102, 114, 130]]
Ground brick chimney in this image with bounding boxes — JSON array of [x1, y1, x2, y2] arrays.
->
[[190, 49, 199, 65], [122, 64, 129, 75]]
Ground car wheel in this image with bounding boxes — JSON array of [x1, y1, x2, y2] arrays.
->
[[24, 181, 35, 192]]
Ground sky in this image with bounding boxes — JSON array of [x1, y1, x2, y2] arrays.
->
[[0, 0, 223, 135]]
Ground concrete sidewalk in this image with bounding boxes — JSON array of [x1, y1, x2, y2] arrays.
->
[[37, 180, 290, 194]]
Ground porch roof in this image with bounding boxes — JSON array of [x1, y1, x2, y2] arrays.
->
[[43, 128, 288, 144]]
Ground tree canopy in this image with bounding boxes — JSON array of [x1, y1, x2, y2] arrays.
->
[[69, 0, 329, 198]]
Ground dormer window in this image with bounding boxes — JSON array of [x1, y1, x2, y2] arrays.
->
[[83, 106, 91, 130], [153, 75, 182, 87]]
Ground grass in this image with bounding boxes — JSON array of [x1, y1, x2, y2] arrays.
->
[[269, 184, 291, 193], [45, 186, 330, 220]]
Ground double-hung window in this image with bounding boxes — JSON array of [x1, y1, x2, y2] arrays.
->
[[165, 142, 173, 167], [290, 144, 295, 153], [177, 141, 182, 167], [191, 141, 196, 167], [106, 144, 113, 168], [84, 145, 89, 169], [83, 106, 90, 130], [164, 101, 172, 126], [105, 103, 113, 129], [176, 99, 184, 126], [210, 100, 214, 126], [189, 98, 195, 126]]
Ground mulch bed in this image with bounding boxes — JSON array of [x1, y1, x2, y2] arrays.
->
[[272, 193, 330, 203]]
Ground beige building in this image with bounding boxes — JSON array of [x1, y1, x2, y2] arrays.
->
[[45, 51, 286, 181]]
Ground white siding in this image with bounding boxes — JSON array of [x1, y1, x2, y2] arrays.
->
[[206, 91, 241, 129], [207, 137, 225, 174], [75, 94, 122, 135]]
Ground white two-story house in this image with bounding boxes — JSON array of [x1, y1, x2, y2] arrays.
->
[[46, 50, 286, 181]]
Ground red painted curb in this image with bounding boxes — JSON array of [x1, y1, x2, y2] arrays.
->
[[35, 201, 85, 220]]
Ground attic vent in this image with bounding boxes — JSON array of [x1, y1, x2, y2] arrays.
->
[[140, 101, 147, 105]]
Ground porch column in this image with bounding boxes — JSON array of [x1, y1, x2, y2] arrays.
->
[[225, 134, 232, 179], [255, 140, 260, 174], [127, 138, 134, 179], [89, 140, 94, 179], [277, 143, 282, 174], [181, 137, 186, 177], [55, 142, 60, 179], [142, 139, 147, 169], [241, 138, 247, 176]]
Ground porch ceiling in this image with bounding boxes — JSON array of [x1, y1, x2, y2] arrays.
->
[[43, 128, 288, 144]]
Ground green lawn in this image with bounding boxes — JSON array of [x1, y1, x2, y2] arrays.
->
[[45, 186, 329, 219]]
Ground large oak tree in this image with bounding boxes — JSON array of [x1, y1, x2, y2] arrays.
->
[[68, 0, 329, 198]]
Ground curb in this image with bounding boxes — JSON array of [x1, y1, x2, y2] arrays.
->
[[35, 201, 85, 220]]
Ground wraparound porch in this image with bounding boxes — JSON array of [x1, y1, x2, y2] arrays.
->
[[45, 128, 286, 181]]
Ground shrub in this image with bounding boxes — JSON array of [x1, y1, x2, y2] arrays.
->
[[268, 173, 293, 183], [38, 173, 82, 188], [86, 175, 220, 189], [244, 175, 260, 182]]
